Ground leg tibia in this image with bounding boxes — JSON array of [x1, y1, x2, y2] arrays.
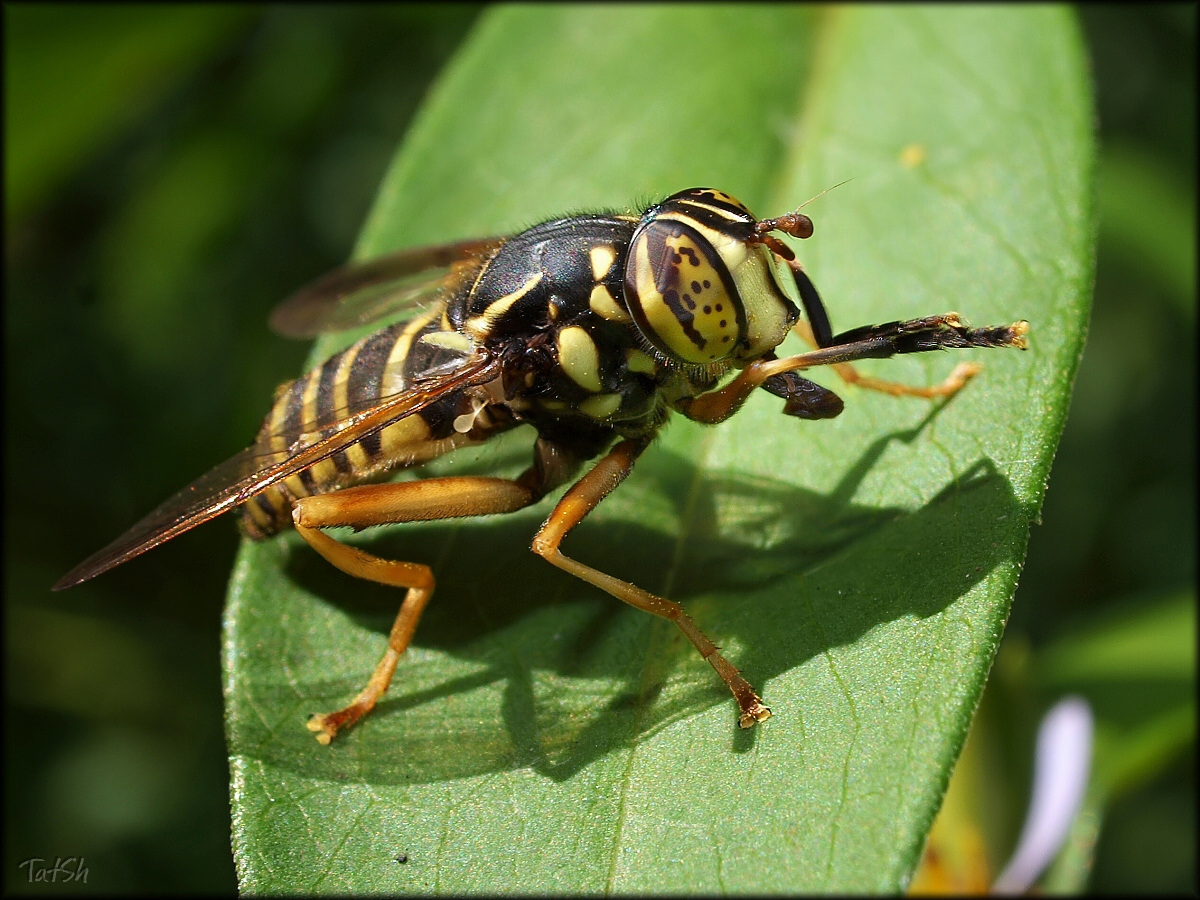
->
[[532, 439, 771, 728]]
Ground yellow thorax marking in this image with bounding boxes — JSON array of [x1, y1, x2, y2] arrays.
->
[[589, 284, 632, 323], [465, 272, 544, 339], [590, 245, 617, 280], [557, 326, 602, 392]]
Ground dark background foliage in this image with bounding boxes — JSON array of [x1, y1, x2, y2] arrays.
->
[[4, 5, 1193, 893]]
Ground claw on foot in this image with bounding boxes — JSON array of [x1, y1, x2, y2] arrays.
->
[[738, 701, 773, 729], [306, 713, 341, 746]]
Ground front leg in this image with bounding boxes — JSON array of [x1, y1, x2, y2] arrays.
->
[[784, 257, 1022, 398], [791, 318, 981, 400], [679, 314, 1029, 425]]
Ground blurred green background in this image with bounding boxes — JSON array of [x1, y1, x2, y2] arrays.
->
[[4, 5, 1192, 894]]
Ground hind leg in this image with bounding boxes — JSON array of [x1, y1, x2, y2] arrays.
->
[[293, 473, 551, 743]]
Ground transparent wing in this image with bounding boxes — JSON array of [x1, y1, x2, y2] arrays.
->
[[269, 237, 505, 338], [54, 351, 505, 589]]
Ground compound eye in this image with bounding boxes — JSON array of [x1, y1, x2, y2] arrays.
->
[[624, 219, 746, 365]]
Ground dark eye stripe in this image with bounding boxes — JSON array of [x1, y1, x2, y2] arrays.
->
[[661, 200, 753, 239]]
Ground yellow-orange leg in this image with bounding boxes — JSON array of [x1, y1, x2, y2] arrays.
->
[[530, 439, 772, 728], [292, 476, 541, 744], [790, 319, 982, 399], [679, 315, 1028, 425]]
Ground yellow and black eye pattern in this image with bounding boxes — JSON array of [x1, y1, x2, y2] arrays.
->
[[624, 191, 752, 365]]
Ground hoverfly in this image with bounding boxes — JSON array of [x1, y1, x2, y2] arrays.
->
[[55, 187, 1028, 744]]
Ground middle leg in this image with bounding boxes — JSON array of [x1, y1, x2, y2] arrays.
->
[[530, 438, 772, 728]]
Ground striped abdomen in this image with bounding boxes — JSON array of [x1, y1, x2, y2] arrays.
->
[[240, 309, 511, 538]]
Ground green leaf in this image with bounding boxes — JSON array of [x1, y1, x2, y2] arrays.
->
[[225, 6, 1092, 893]]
